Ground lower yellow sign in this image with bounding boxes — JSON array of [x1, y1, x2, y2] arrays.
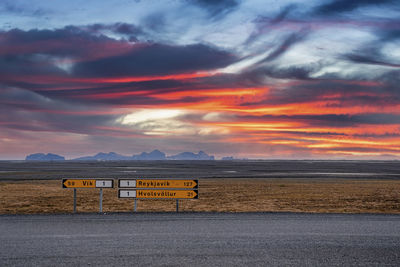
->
[[119, 189, 198, 199]]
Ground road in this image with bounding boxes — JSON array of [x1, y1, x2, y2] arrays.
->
[[1, 213, 400, 266]]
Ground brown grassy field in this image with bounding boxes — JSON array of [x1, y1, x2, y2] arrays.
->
[[1, 178, 400, 214]]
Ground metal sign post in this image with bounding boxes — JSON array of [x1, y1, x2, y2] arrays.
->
[[62, 179, 114, 213], [73, 188, 77, 213], [99, 188, 103, 213], [176, 199, 179, 212]]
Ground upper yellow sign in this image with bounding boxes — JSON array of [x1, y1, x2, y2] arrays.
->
[[136, 179, 198, 189]]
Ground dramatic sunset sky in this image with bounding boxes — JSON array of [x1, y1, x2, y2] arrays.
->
[[1, 0, 400, 159]]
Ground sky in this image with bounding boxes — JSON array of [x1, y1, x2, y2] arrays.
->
[[0, 0, 400, 160]]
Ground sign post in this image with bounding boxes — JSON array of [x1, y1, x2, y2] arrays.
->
[[73, 188, 77, 213], [99, 188, 103, 213], [62, 179, 114, 213], [118, 179, 199, 212]]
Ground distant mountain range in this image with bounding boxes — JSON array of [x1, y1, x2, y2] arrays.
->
[[25, 150, 216, 161], [25, 153, 65, 161]]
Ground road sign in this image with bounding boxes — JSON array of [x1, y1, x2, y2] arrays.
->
[[96, 180, 113, 188], [119, 189, 198, 199], [62, 179, 114, 188], [118, 179, 136, 188], [118, 179, 198, 189]]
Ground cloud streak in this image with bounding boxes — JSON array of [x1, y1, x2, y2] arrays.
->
[[0, 0, 399, 159], [313, 0, 396, 15]]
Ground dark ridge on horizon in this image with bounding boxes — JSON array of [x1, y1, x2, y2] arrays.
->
[[25, 150, 217, 161]]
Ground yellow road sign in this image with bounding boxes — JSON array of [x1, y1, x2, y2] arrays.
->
[[119, 179, 198, 189], [119, 189, 198, 199], [62, 179, 113, 188]]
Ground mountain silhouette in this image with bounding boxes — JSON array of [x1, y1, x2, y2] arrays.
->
[[168, 151, 214, 160], [132, 149, 166, 160], [25, 153, 65, 161], [73, 152, 131, 161], [26, 150, 217, 161]]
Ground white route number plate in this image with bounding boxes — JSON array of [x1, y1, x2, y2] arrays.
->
[[95, 180, 113, 188]]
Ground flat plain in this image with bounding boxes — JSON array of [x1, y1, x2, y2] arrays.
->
[[0, 160, 399, 214]]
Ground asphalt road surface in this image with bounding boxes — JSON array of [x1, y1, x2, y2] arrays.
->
[[1, 213, 400, 266]]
